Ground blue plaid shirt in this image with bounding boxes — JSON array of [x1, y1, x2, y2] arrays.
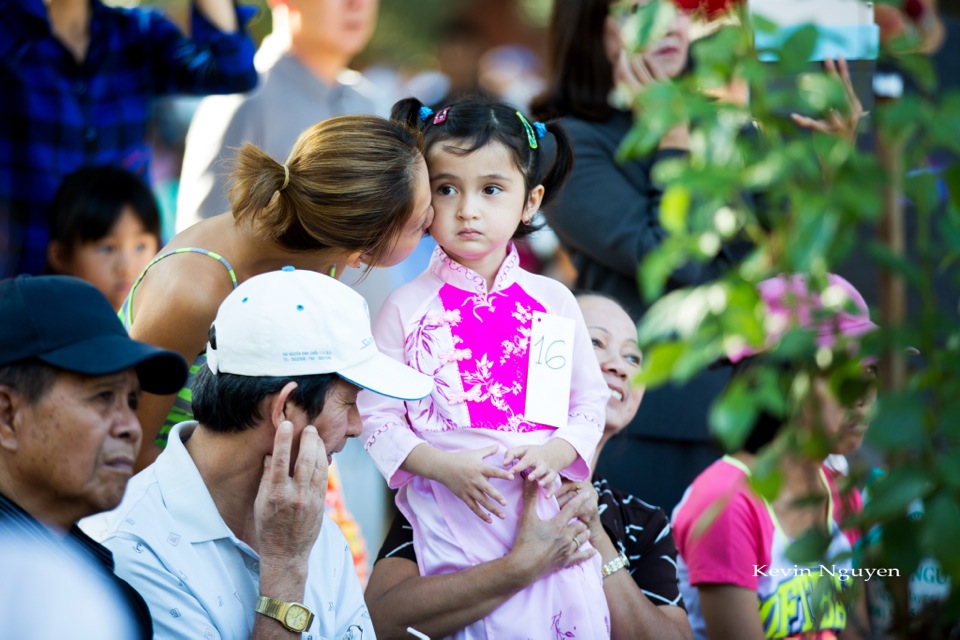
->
[[0, 0, 258, 277]]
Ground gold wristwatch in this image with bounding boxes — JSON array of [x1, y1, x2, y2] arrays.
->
[[255, 596, 315, 632]]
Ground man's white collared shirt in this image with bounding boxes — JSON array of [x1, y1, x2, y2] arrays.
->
[[92, 422, 374, 640]]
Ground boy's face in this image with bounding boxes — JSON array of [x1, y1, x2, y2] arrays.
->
[[290, 0, 378, 61], [64, 207, 158, 311], [810, 365, 878, 456]]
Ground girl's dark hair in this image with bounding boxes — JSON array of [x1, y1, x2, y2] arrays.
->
[[391, 95, 574, 239], [49, 165, 162, 258], [530, 0, 616, 122]]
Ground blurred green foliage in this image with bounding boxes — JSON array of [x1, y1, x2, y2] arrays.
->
[[620, 1, 960, 635]]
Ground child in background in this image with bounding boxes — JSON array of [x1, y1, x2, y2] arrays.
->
[[359, 96, 611, 639], [672, 273, 878, 640], [47, 166, 161, 311]]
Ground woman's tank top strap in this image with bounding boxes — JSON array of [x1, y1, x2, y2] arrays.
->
[[116, 248, 237, 448], [118, 247, 238, 329]]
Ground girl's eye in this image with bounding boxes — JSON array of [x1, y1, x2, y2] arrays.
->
[[437, 185, 456, 196], [483, 185, 502, 195], [127, 392, 140, 411], [97, 244, 117, 256], [590, 338, 603, 348], [97, 391, 115, 403], [625, 353, 642, 366]]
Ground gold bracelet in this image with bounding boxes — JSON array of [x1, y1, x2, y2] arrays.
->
[[601, 552, 630, 579]]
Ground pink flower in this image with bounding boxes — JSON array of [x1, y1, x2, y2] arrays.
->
[[449, 385, 482, 404], [439, 348, 472, 365], [426, 309, 463, 326]]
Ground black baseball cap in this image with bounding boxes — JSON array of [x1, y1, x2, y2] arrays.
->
[[0, 275, 187, 394]]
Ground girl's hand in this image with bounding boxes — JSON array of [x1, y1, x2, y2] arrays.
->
[[503, 440, 576, 498], [555, 480, 604, 548], [790, 57, 865, 143], [435, 445, 514, 523]]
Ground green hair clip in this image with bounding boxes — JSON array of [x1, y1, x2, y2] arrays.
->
[[516, 111, 540, 150]]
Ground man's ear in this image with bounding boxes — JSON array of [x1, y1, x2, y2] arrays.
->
[[269, 381, 300, 430], [0, 386, 23, 452]]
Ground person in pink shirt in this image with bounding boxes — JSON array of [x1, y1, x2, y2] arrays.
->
[[358, 95, 611, 639], [672, 273, 878, 640]]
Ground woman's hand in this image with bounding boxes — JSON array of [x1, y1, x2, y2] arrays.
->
[[790, 57, 865, 143], [614, 49, 691, 150], [556, 480, 604, 549], [615, 48, 671, 94], [509, 480, 596, 579]]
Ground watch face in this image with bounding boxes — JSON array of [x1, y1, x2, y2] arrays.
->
[[284, 604, 310, 630]]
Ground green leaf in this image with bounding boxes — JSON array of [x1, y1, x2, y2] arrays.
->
[[660, 186, 691, 234], [945, 165, 960, 216], [710, 378, 757, 452], [789, 208, 840, 271], [866, 241, 923, 288], [786, 528, 833, 565], [633, 341, 686, 387], [796, 73, 848, 115], [639, 243, 686, 303], [617, 121, 661, 162], [923, 494, 960, 577], [750, 445, 784, 501], [877, 515, 923, 579], [865, 393, 927, 452], [936, 453, 960, 492], [904, 171, 941, 217], [620, 0, 677, 55], [864, 467, 932, 521], [779, 25, 819, 74]]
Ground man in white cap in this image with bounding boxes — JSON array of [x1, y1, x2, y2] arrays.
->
[[93, 267, 433, 639]]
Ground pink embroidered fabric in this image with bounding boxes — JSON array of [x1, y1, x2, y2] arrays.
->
[[359, 245, 610, 639]]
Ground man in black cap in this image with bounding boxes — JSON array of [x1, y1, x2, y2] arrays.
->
[[0, 275, 187, 639]]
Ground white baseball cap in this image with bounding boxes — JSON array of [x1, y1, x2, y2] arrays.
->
[[206, 267, 433, 401]]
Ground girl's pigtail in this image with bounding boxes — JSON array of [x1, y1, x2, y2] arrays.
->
[[390, 97, 430, 133], [538, 121, 575, 209]]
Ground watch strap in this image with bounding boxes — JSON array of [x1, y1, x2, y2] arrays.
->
[[601, 552, 630, 579], [255, 596, 286, 620], [255, 596, 314, 632]]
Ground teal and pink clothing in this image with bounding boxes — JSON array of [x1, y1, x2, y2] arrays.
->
[[672, 456, 854, 640], [359, 245, 610, 639]]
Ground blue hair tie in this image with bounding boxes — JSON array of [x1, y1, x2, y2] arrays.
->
[[532, 121, 547, 140], [418, 106, 434, 122]]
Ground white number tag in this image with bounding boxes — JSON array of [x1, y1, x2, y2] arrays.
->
[[524, 312, 574, 428]]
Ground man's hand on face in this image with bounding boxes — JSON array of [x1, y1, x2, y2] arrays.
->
[[254, 420, 328, 572]]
